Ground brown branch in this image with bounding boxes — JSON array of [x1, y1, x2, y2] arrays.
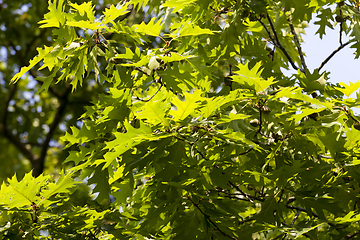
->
[[318, 40, 352, 71], [33, 85, 71, 177], [339, 9, 343, 45], [343, 231, 360, 240], [287, 16, 307, 73], [259, 14, 302, 73], [1, 84, 17, 126], [291, 210, 300, 226], [187, 196, 238, 240], [228, 181, 264, 202]]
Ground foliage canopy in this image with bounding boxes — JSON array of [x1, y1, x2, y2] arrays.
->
[[2, 0, 360, 239]]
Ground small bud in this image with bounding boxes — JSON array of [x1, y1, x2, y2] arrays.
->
[[250, 119, 259, 127], [335, 15, 344, 22], [261, 106, 271, 114], [354, 121, 360, 131]]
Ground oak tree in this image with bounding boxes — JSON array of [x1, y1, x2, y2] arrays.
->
[[2, 0, 360, 239]]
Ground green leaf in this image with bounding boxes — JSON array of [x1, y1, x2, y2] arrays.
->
[[69, 2, 95, 21], [170, 89, 203, 121], [335, 211, 360, 223], [87, 165, 111, 203], [102, 4, 130, 25], [314, 8, 334, 38], [334, 81, 360, 97], [102, 121, 153, 165], [294, 223, 327, 239], [66, 20, 102, 30], [39, 171, 78, 207], [232, 62, 276, 93], [38, 0, 66, 28], [136, 98, 170, 127], [0, 172, 46, 209], [289, 107, 326, 123], [216, 112, 250, 124], [158, 52, 195, 63], [11, 46, 54, 83], [174, 23, 214, 37], [162, 0, 196, 12], [132, 18, 163, 37]]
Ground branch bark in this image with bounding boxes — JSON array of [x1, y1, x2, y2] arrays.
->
[[287, 16, 307, 73], [318, 40, 353, 71], [258, 14, 302, 73], [33, 84, 71, 177]]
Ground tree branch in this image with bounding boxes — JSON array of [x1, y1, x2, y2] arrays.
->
[[339, 9, 343, 45], [258, 14, 302, 73], [239, 148, 253, 155], [287, 16, 307, 73], [318, 40, 353, 71], [33, 85, 71, 177], [187, 196, 238, 240], [291, 210, 300, 226]]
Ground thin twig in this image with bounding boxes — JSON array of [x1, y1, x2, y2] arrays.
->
[[339, 9, 343, 45], [228, 181, 264, 202], [187, 196, 238, 240], [319, 154, 333, 159], [215, 188, 255, 202], [135, 84, 162, 102], [239, 148, 253, 155], [318, 40, 352, 71], [287, 16, 307, 73], [343, 231, 360, 240], [291, 210, 300, 226], [254, 100, 270, 138]]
